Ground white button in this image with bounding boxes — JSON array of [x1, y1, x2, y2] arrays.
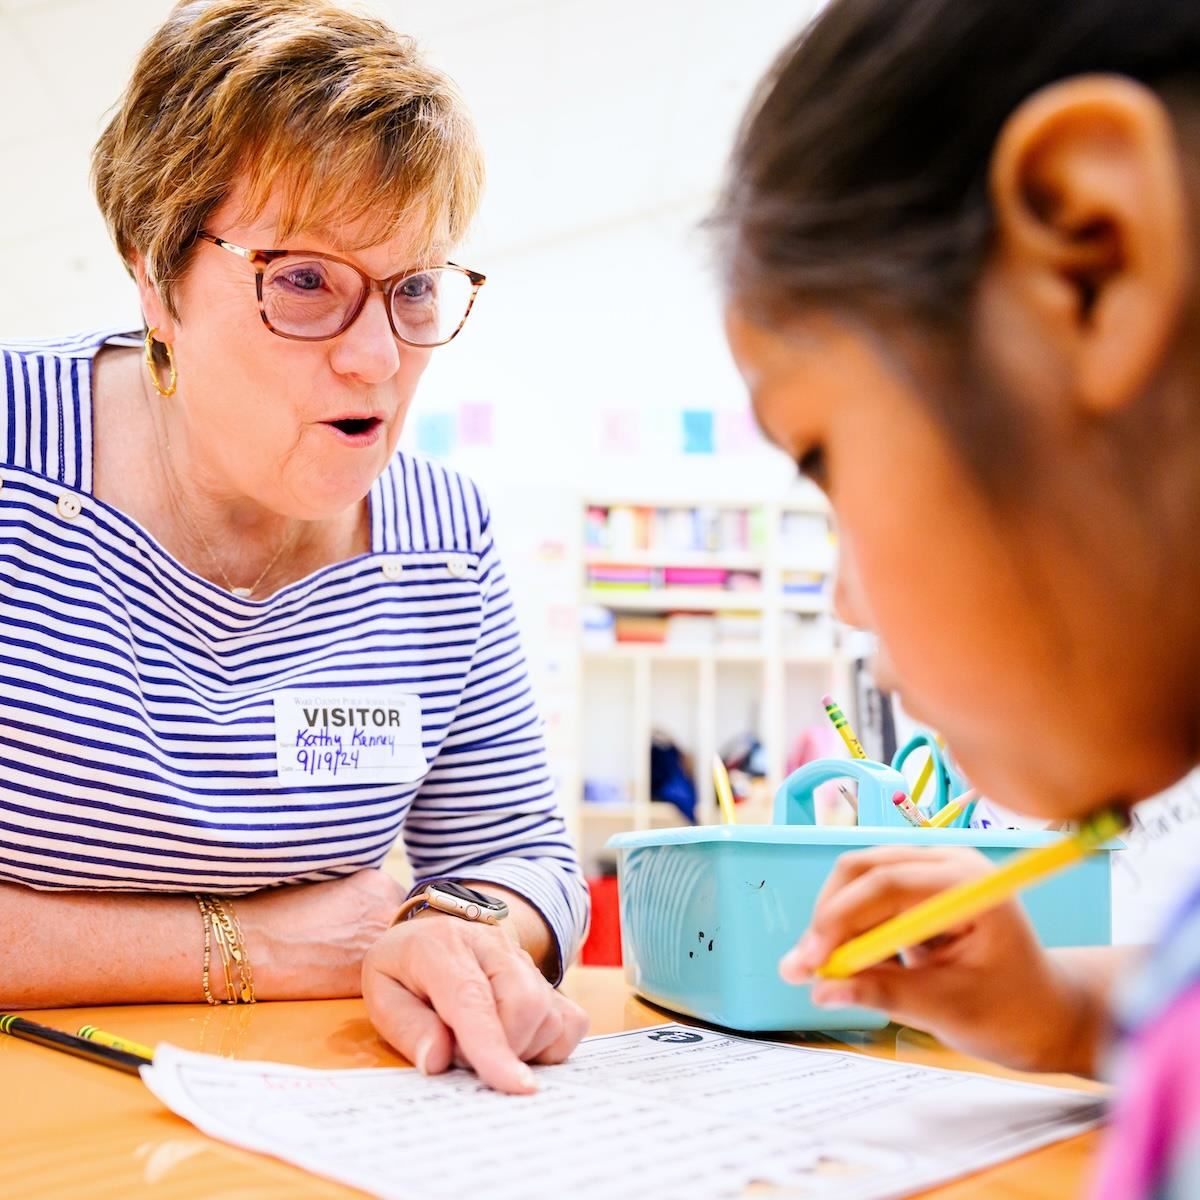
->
[[446, 555, 471, 579], [466, 904, 480, 921], [56, 493, 82, 521], [380, 558, 404, 580]]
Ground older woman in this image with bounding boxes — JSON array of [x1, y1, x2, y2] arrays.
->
[[0, 0, 587, 1093]]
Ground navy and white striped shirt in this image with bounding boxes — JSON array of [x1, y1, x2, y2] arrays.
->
[[0, 330, 587, 972]]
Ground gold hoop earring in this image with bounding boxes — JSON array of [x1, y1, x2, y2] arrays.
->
[[144, 327, 178, 398]]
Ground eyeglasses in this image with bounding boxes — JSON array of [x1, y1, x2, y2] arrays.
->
[[195, 232, 486, 347]]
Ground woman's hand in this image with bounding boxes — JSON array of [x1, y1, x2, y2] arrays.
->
[[781, 846, 1108, 1075], [242, 868, 405, 998], [362, 911, 589, 1094]]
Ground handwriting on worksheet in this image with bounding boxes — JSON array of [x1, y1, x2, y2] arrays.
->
[[143, 1024, 1103, 1200]]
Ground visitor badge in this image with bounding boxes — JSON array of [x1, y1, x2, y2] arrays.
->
[[273, 689, 427, 785]]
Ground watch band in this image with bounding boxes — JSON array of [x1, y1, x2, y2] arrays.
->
[[391, 884, 509, 928], [391, 894, 431, 926]]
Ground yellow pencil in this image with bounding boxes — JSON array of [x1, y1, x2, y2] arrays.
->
[[910, 734, 945, 804], [821, 693, 867, 760], [712, 755, 738, 825], [892, 789, 931, 827], [77, 1024, 155, 1061], [928, 788, 979, 829], [816, 807, 1125, 979], [910, 753, 935, 805]]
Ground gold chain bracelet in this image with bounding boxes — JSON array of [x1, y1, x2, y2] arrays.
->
[[196, 895, 256, 1005]]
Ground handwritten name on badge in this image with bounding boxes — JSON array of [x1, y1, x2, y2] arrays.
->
[[273, 690, 427, 785]]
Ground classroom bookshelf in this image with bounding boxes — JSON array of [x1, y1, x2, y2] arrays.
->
[[574, 489, 852, 874]]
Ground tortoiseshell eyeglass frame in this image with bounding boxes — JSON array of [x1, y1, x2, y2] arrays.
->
[[195, 231, 486, 347]]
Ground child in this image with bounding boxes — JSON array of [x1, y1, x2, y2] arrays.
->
[[713, 1, 1200, 1195]]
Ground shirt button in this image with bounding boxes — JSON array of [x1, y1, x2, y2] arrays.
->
[[446, 555, 471, 579], [56, 493, 82, 521], [380, 558, 404, 580]]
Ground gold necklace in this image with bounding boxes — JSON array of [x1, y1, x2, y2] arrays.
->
[[145, 384, 301, 600], [168, 479, 298, 599]]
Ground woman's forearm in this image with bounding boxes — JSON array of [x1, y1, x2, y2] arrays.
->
[[0, 868, 404, 1009], [0, 883, 207, 1007]]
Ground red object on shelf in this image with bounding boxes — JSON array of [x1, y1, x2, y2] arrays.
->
[[663, 566, 728, 587], [581, 876, 623, 966]]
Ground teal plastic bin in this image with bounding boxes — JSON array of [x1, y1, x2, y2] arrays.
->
[[607, 766, 1119, 1032]]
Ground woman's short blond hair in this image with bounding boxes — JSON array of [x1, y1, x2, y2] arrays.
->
[[92, 0, 484, 316]]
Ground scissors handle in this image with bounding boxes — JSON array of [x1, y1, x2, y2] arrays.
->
[[891, 732, 950, 813]]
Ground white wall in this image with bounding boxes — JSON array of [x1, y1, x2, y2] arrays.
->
[[0, 0, 811, 495]]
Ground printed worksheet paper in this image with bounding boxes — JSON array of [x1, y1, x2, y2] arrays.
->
[[140, 1024, 1105, 1200]]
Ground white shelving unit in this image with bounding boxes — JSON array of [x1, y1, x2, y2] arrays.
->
[[582, 588, 767, 612], [574, 490, 852, 874]]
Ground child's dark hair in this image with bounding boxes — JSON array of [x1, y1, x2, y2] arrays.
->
[[714, 0, 1200, 326]]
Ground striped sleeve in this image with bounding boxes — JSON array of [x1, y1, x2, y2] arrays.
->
[[401, 493, 589, 982]]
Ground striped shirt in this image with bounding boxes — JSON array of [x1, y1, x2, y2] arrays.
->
[[0, 329, 587, 974]]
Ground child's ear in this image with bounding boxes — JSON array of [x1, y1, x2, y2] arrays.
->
[[987, 74, 1191, 413]]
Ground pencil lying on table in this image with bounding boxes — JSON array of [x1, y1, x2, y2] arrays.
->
[[0, 1015, 151, 1075], [78, 1023, 155, 1061], [816, 807, 1125, 980]]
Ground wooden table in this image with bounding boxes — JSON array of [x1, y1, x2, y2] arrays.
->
[[1, 967, 1101, 1198]]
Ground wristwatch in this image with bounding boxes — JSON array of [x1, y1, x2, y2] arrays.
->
[[393, 880, 510, 927]]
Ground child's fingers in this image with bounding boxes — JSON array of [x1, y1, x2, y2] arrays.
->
[[809, 845, 990, 917], [809, 845, 945, 912], [816, 955, 993, 1032], [783, 849, 994, 980]]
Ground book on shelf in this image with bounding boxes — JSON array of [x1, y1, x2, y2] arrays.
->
[[585, 566, 765, 593], [584, 503, 765, 557], [662, 566, 726, 587], [782, 570, 827, 595], [614, 615, 669, 645]]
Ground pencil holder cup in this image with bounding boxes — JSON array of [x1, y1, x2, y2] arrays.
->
[[774, 757, 912, 828]]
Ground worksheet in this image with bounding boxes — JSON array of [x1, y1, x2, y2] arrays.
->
[[140, 1024, 1106, 1200]]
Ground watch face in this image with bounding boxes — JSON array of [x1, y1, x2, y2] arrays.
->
[[433, 881, 504, 910]]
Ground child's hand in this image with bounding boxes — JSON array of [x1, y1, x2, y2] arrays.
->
[[781, 846, 1103, 1075]]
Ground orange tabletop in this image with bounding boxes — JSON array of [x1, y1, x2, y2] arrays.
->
[[1, 966, 1102, 1199]]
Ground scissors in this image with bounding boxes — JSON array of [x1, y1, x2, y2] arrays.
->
[[891, 731, 968, 822]]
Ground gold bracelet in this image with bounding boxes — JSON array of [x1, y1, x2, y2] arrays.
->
[[196, 895, 256, 1004], [197, 895, 233, 1003], [210, 900, 237, 1003], [196, 895, 220, 1005], [220, 898, 255, 1004]]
